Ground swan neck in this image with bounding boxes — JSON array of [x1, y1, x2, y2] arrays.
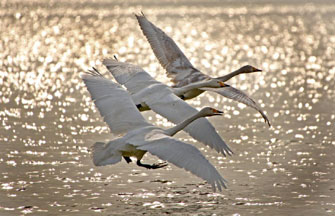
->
[[217, 68, 243, 82], [165, 112, 202, 136]]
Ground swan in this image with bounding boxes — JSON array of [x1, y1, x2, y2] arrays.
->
[[81, 72, 227, 192], [135, 13, 271, 127], [89, 64, 233, 156]]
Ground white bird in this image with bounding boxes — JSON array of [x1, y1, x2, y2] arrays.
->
[[81, 72, 227, 192], [135, 13, 271, 127], [102, 59, 232, 156]]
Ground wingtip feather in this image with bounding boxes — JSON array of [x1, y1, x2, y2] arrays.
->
[[102, 58, 118, 66]]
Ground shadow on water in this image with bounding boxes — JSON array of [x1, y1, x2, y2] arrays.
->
[[0, 0, 334, 215]]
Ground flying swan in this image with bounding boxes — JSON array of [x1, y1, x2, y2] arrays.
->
[[135, 13, 271, 126], [102, 59, 232, 156], [81, 71, 227, 192]]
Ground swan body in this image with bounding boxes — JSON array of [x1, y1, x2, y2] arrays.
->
[[135, 13, 271, 126], [102, 59, 232, 156], [82, 73, 227, 191], [172, 78, 226, 100]]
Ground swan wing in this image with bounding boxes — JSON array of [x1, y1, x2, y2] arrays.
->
[[137, 136, 227, 192], [143, 90, 233, 156], [103, 59, 157, 94], [103, 59, 233, 156], [135, 14, 208, 86], [201, 85, 271, 127], [81, 73, 151, 134]]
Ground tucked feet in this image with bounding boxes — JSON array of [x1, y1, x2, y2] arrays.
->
[[136, 160, 168, 169], [123, 156, 132, 164]]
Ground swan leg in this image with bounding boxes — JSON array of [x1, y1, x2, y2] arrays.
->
[[136, 160, 168, 169], [124, 156, 132, 163]]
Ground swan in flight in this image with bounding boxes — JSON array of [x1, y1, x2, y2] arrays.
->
[[81, 71, 227, 192], [135, 13, 271, 127], [100, 60, 233, 156]]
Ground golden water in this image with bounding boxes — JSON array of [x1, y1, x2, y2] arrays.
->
[[1, 0, 334, 215]]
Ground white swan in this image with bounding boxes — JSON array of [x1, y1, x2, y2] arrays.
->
[[135, 13, 271, 127], [81, 72, 227, 192], [102, 59, 232, 156]]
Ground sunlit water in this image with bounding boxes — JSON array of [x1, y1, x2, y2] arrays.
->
[[1, 0, 335, 215]]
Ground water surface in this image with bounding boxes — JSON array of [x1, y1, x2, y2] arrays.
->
[[1, 0, 335, 215]]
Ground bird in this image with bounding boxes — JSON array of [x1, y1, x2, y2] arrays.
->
[[97, 61, 233, 157], [135, 13, 271, 127], [81, 71, 227, 192]]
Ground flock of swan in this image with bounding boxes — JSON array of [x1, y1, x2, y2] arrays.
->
[[81, 14, 270, 192]]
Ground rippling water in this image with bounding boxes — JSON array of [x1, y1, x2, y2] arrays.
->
[[1, 0, 335, 215]]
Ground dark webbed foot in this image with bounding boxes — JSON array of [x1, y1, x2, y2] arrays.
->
[[136, 160, 168, 169], [123, 156, 132, 164]]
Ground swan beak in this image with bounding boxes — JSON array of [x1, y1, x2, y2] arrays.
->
[[213, 109, 224, 115], [219, 81, 227, 87], [254, 67, 262, 72]]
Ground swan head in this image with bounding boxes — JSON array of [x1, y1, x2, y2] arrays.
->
[[199, 107, 224, 117], [240, 65, 262, 73]]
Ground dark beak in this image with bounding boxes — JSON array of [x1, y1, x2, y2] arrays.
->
[[255, 68, 262, 72], [219, 81, 228, 87], [214, 110, 224, 115]]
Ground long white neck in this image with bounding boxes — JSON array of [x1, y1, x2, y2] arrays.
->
[[164, 111, 204, 136], [216, 67, 245, 82], [172, 80, 212, 96]]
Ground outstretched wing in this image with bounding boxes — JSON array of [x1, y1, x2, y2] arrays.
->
[[81, 73, 151, 135], [103, 59, 158, 94], [135, 14, 208, 87], [103, 59, 233, 156], [201, 85, 271, 127], [140, 88, 233, 156], [137, 136, 227, 192]]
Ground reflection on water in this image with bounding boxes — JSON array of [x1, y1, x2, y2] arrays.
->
[[1, 0, 335, 215]]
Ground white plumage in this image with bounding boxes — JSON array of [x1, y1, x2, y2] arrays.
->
[[103, 59, 232, 156], [135, 13, 270, 126], [82, 74, 151, 134], [82, 73, 227, 191]]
